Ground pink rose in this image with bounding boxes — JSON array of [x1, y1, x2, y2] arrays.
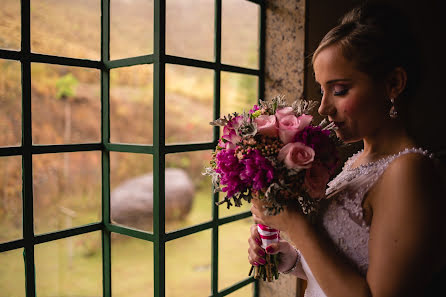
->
[[278, 142, 315, 169], [278, 114, 313, 144], [255, 115, 278, 137], [275, 107, 294, 121], [304, 162, 330, 199]]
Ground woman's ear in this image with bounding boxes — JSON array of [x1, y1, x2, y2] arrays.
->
[[386, 67, 408, 99]]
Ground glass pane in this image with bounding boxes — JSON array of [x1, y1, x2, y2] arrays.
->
[[222, 0, 259, 69], [0, 156, 22, 243], [0, 248, 26, 297], [110, 65, 153, 145], [166, 64, 213, 145], [35, 232, 102, 296], [221, 72, 258, 118], [110, 152, 153, 232], [0, 59, 21, 147], [110, 0, 153, 60], [166, 230, 211, 297], [31, 63, 100, 145], [0, 0, 20, 50], [33, 152, 102, 235], [227, 284, 253, 297], [31, 0, 100, 61], [112, 233, 154, 297], [166, 0, 214, 61], [165, 151, 213, 233], [219, 217, 253, 289]]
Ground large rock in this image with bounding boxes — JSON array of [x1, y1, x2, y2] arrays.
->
[[111, 168, 195, 229]]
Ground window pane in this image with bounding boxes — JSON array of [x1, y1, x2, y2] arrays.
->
[[112, 233, 154, 297], [31, 63, 100, 145], [0, 156, 22, 243], [0, 0, 20, 50], [0, 59, 21, 147], [166, 0, 214, 61], [165, 151, 213, 233], [219, 217, 253, 289], [110, 65, 153, 145], [227, 284, 253, 297], [0, 248, 26, 297], [221, 72, 258, 117], [31, 0, 100, 61], [222, 0, 259, 69], [35, 232, 102, 296], [110, 0, 153, 60], [33, 152, 102, 235], [166, 230, 211, 297], [110, 152, 153, 232], [166, 64, 213, 145]]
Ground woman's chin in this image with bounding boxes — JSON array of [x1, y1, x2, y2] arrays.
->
[[335, 130, 360, 144]]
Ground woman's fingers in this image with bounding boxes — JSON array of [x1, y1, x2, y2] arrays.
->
[[248, 224, 266, 266], [248, 243, 266, 265]]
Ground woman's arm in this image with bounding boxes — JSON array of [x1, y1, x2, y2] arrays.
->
[[252, 153, 446, 297], [365, 153, 446, 297]]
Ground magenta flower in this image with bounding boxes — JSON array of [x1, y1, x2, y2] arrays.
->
[[215, 149, 246, 197], [249, 105, 260, 114], [240, 149, 274, 191]]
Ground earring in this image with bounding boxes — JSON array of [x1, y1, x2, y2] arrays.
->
[[389, 98, 398, 119]]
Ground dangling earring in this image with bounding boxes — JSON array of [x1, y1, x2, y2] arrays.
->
[[389, 98, 398, 119]]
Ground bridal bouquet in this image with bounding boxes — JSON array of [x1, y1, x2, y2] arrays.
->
[[203, 96, 340, 281]]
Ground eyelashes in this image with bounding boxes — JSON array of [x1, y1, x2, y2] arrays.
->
[[320, 87, 349, 96], [334, 88, 348, 96]]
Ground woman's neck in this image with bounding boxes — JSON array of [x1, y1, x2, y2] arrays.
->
[[361, 120, 415, 163]]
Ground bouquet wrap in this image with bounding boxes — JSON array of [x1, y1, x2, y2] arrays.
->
[[257, 224, 279, 249]]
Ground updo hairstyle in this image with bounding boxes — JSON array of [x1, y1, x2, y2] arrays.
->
[[312, 2, 419, 100]]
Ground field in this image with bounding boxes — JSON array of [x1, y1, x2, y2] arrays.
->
[[0, 0, 260, 296]]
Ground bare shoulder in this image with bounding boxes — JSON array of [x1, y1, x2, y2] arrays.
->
[[376, 152, 444, 202], [374, 153, 446, 208], [369, 151, 446, 243]]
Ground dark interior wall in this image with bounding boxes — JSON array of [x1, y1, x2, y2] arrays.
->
[[304, 0, 446, 154]]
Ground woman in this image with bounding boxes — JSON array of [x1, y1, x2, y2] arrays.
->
[[248, 3, 446, 297]]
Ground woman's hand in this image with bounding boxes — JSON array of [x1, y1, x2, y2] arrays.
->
[[250, 198, 308, 234], [247, 224, 299, 273]]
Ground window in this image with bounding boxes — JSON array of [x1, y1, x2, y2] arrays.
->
[[0, 0, 265, 296]]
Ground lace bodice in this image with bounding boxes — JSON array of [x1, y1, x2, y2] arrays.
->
[[300, 147, 434, 297]]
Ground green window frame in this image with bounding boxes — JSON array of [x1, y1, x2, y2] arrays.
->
[[0, 0, 265, 296]]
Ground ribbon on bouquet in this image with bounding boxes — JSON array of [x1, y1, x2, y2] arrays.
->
[[257, 224, 280, 250], [250, 224, 280, 281]]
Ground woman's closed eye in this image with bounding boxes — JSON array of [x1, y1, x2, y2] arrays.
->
[[333, 85, 349, 96]]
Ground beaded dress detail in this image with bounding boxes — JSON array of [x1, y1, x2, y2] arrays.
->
[[300, 147, 433, 297]]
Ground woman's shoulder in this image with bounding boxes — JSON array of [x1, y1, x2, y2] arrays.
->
[[384, 148, 440, 185], [371, 147, 446, 215]]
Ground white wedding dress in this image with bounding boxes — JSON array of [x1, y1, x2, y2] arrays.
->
[[299, 147, 433, 297]]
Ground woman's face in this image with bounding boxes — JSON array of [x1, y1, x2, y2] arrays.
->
[[313, 44, 389, 143]]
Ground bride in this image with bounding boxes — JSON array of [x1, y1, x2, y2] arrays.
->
[[248, 3, 446, 297]]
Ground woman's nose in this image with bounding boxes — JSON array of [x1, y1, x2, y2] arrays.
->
[[318, 95, 335, 117]]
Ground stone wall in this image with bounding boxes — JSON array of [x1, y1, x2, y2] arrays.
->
[[264, 0, 305, 104], [261, 1, 306, 296]]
